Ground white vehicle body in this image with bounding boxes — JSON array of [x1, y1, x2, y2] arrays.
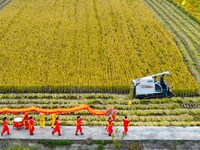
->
[[132, 71, 173, 98]]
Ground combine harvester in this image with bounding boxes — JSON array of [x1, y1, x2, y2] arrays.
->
[[132, 71, 174, 99]]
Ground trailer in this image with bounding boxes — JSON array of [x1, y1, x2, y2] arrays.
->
[[132, 71, 174, 99]]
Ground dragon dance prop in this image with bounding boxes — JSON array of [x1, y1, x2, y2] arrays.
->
[[0, 105, 109, 116]]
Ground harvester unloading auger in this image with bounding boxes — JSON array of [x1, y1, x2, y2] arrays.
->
[[0, 105, 111, 116]]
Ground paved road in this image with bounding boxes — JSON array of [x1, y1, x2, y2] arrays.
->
[[0, 126, 200, 140]]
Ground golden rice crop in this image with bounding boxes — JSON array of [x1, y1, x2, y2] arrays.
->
[[0, 0, 199, 94]]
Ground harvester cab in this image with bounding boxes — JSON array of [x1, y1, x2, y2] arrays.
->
[[132, 71, 174, 98]]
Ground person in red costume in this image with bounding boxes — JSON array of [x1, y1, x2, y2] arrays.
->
[[29, 116, 35, 135], [23, 113, 29, 130], [52, 117, 61, 136], [122, 116, 129, 134], [106, 117, 114, 136], [111, 109, 117, 121], [75, 116, 84, 135], [1, 117, 11, 136]]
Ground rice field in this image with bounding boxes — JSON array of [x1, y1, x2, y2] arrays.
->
[[0, 0, 199, 94]]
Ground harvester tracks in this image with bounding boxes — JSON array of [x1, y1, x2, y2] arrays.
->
[[144, 0, 200, 82], [154, 0, 200, 52], [0, 0, 11, 10], [163, 0, 200, 33], [148, 0, 200, 70]]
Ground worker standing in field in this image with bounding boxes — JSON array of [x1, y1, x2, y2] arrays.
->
[[29, 116, 35, 135], [52, 117, 61, 136], [39, 113, 45, 128], [1, 117, 11, 136], [106, 117, 114, 136], [23, 113, 29, 130], [122, 116, 129, 134], [51, 114, 57, 128], [75, 116, 84, 135]]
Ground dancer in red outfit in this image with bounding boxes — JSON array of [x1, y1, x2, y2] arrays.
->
[[29, 116, 35, 135], [52, 117, 61, 136], [111, 109, 117, 121], [75, 116, 84, 135], [107, 117, 114, 136], [122, 116, 129, 134], [1, 117, 11, 136], [23, 113, 29, 130]]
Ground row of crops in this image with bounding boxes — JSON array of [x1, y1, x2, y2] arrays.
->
[[168, 0, 200, 23], [0, 93, 199, 126], [145, 0, 200, 93], [0, 0, 199, 95], [0, 0, 11, 10]]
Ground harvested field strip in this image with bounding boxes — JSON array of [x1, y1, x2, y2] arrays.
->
[[0, 0, 12, 10], [163, 1, 200, 35], [149, 1, 200, 73], [0, 94, 200, 126], [153, 1, 200, 52], [145, 0, 200, 84], [168, 0, 200, 22]]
